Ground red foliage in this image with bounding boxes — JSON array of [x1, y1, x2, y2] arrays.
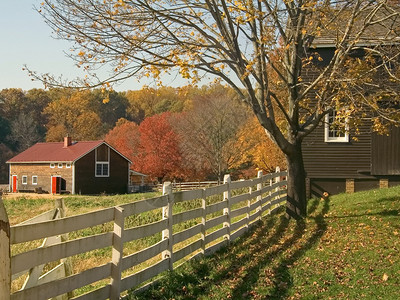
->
[[105, 119, 140, 165], [136, 112, 184, 181]]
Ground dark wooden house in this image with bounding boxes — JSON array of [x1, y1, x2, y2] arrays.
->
[[7, 137, 132, 195], [302, 21, 400, 197]]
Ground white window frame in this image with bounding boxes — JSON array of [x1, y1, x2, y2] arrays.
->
[[324, 111, 349, 143], [50, 163, 55, 168], [32, 176, 38, 185], [22, 175, 28, 185], [58, 163, 63, 168], [95, 162, 110, 177], [66, 163, 71, 168], [95, 146, 110, 177]]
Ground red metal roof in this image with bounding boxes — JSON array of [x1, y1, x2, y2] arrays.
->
[[7, 140, 105, 163]]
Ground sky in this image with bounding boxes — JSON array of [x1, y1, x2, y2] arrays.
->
[[0, 1, 183, 92]]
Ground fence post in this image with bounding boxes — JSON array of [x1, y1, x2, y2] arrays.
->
[[110, 206, 125, 300], [55, 198, 73, 299], [223, 174, 231, 244], [257, 170, 263, 220], [162, 182, 174, 271], [201, 189, 206, 255], [0, 194, 11, 300], [275, 167, 281, 205]]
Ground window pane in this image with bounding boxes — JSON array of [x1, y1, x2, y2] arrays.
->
[[103, 164, 109, 176], [96, 163, 102, 176]]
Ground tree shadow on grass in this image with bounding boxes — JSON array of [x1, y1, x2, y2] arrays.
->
[[130, 197, 330, 300]]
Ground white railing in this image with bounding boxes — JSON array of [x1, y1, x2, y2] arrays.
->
[[0, 170, 287, 300]]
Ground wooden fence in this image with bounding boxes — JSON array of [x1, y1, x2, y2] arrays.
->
[[0, 170, 287, 300], [156, 181, 219, 192]]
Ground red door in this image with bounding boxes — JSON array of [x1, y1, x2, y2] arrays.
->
[[12, 175, 17, 193], [51, 176, 60, 194]]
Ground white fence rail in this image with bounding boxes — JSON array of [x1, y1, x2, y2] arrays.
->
[[0, 170, 287, 300]]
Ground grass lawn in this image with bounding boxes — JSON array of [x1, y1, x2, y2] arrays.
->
[[3, 192, 161, 225], [129, 186, 400, 300]]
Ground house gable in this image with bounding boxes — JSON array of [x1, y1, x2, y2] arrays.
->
[[7, 138, 131, 195]]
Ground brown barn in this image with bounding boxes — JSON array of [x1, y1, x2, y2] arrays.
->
[[302, 28, 400, 198], [7, 137, 132, 195]]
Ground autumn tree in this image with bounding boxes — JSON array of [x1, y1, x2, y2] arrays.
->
[[35, 1, 400, 218], [174, 86, 250, 181], [234, 117, 286, 174], [105, 118, 140, 164], [91, 89, 129, 130], [136, 112, 184, 181], [44, 90, 103, 141], [126, 86, 189, 124], [0, 88, 50, 151]]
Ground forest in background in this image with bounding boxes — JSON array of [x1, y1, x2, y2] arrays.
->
[[0, 84, 285, 184]]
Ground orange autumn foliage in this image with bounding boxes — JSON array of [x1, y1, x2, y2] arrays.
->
[[235, 117, 286, 173]]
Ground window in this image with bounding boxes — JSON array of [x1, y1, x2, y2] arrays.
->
[[66, 163, 71, 168], [50, 163, 55, 168], [22, 175, 27, 185], [95, 145, 110, 177], [96, 162, 109, 177], [58, 163, 63, 168], [32, 176, 38, 185], [324, 111, 349, 142]]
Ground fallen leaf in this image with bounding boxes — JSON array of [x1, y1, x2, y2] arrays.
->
[[383, 273, 389, 282]]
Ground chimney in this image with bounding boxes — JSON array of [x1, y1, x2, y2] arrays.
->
[[64, 136, 72, 148]]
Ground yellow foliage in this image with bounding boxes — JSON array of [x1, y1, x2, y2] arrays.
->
[[233, 117, 286, 173]]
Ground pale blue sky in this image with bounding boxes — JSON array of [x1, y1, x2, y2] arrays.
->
[[0, 1, 186, 91]]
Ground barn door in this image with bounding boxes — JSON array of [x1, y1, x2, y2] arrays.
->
[[12, 175, 17, 193], [51, 176, 61, 194]]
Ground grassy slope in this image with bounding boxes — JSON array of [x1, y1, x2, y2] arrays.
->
[[129, 186, 400, 300], [3, 192, 161, 225]]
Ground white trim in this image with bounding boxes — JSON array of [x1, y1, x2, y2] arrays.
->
[[22, 175, 28, 185], [58, 163, 63, 168], [32, 176, 38, 185], [9, 165, 12, 192], [11, 174, 17, 192], [6, 141, 132, 165], [74, 141, 132, 164], [51, 175, 61, 194], [324, 112, 349, 143], [95, 162, 110, 177], [95, 146, 110, 177], [72, 163, 75, 194], [50, 163, 55, 168], [66, 163, 71, 168]]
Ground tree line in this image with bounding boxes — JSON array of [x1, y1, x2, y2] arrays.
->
[[0, 84, 285, 183]]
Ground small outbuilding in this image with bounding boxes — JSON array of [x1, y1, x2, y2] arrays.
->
[[7, 137, 132, 195]]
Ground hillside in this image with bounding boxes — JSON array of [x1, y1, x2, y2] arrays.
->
[[130, 186, 400, 299]]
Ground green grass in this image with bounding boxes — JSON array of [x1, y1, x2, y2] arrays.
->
[[3, 192, 162, 294], [128, 186, 400, 300], [3, 192, 161, 225]]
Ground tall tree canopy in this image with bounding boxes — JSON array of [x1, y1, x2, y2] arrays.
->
[[174, 86, 250, 181], [34, 0, 400, 218]]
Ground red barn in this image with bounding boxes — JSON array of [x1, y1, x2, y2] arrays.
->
[[7, 137, 131, 195]]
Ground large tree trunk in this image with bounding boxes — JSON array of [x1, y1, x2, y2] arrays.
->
[[285, 142, 307, 219]]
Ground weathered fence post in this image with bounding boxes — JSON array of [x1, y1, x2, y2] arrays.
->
[[256, 170, 263, 220], [247, 184, 252, 231], [223, 174, 231, 244], [201, 189, 206, 255], [0, 194, 11, 300], [275, 167, 281, 204], [162, 182, 174, 271], [110, 206, 125, 300]]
